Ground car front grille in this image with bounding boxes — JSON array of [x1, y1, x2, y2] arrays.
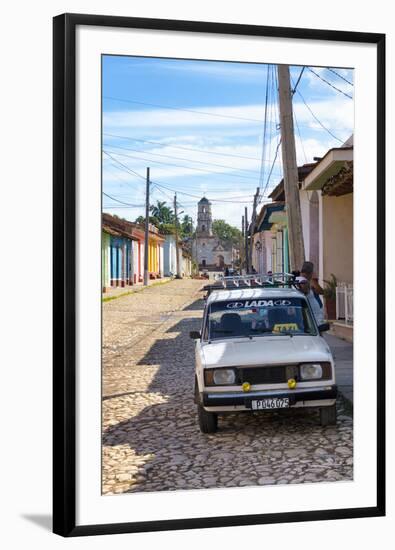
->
[[238, 365, 298, 385]]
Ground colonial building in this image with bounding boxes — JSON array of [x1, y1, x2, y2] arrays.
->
[[194, 197, 233, 271], [102, 213, 164, 292], [301, 135, 353, 341]]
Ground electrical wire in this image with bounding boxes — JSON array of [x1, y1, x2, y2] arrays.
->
[[103, 96, 267, 124], [292, 66, 305, 95], [103, 149, 262, 182], [294, 111, 308, 164], [258, 64, 271, 193], [102, 191, 144, 207], [104, 133, 262, 162], [103, 142, 263, 175], [307, 67, 353, 99], [326, 67, 354, 86], [293, 88, 344, 143]]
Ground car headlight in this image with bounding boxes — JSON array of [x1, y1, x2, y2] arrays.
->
[[211, 368, 236, 385], [300, 363, 323, 380]]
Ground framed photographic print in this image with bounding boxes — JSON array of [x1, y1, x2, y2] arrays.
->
[[53, 13, 385, 536]]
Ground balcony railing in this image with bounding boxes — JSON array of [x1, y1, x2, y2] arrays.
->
[[336, 283, 353, 324]]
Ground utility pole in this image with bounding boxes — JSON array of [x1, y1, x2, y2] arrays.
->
[[244, 207, 249, 274], [277, 64, 305, 271], [174, 193, 181, 278], [248, 187, 260, 271], [143, 167, 150, 286]]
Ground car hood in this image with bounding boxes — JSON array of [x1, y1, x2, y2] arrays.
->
[[201, 335, 332, 368]]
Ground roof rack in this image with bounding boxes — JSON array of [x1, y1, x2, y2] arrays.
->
[[202, 272, 297, 295]]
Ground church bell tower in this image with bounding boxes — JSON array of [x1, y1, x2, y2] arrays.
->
[[196, 197, 212, 236]]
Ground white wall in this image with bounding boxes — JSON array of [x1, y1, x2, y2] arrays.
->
[[1, 2, 393, 550]]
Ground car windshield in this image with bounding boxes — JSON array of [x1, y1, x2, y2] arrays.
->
[[205, 297, 317, 340]]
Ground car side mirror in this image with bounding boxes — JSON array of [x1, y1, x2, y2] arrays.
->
[[318, 322, 330, 333], [190, 330, 201, 339]]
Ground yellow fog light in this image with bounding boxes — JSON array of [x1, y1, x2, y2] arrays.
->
[[242, 382, 251, 392], [287, 378, 297, 389]]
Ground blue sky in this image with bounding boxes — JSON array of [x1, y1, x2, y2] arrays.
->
[[102, 55, 354, 227]]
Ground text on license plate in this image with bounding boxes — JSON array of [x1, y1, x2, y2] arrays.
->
[[251, 398, 290, 410]]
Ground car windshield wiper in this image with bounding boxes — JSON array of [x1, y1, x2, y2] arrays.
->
[[209, 332, 252, 340]]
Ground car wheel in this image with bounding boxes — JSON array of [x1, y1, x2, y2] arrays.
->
[[197, 405, 218, 433], [320, 403, 337, 426], [194, 377, 199, 404]]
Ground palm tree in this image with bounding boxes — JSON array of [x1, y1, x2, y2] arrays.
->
[[149, 201, 174, 224]]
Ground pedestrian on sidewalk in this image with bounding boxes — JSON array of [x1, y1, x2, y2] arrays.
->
[[301, 261, 324, 309], [295, 275, 325, 325]]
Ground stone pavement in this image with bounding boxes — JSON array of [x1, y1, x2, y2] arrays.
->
[[102, 279, 353, 495], [324, 333, 353, 405], [102, 276, 173, 300]]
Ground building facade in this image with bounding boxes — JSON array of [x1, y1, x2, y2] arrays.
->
[[251, 202, 289, 275], [102, 213, 164, 292], [302, 137, 353, 339]]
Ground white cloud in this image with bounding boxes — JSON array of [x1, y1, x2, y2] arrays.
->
[[103, 104, 269, 130], [138, 59, 268, 83], [102, 94, 353, 227]]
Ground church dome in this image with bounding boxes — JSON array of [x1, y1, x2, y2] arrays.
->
[[199, 196, 210, 203]]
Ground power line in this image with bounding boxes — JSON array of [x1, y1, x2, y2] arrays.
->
[[105, 153, 267, 203], [258, 64, 271, 193], [103, 142, 263, 175], [103, 205, 144, 209], [261, 137, 282, 199], [104, 133, 262, 162], [307, 67, 353, 99], [153, 181, 259, 203], [103, 148, 266, 182], [103, 151, 147, 181], [291, 68, 308, 163], [258, 66, 283, 205], [294, 87, 344, 144], [104, 96, 267, 124], [294, 111, 308, 164], [258, 64, 280, 204], [102, 191, 144, 207], [326, 67, 353, 86], [292, 66, 305, 94]]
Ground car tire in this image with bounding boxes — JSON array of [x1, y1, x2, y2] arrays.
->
[[320, 403, 337, 426], [197, 405, 218, 433], [194, 377, 200, 404]]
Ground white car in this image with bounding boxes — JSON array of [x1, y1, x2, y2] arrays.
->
[[191, 286, 336, 433]]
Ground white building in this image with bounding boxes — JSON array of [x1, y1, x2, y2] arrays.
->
[[194, 197, 233, 271]]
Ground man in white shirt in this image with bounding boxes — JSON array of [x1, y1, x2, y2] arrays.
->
[[295, 276, 325, 326]]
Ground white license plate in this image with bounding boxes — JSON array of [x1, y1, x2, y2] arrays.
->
[[251, 398, 290, 410]]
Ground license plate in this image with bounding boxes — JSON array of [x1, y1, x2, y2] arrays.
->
[[251, 398, 290, 410]]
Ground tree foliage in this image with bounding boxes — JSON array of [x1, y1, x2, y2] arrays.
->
[[135, 201, 194, 238], [212, 219, 241, 246]]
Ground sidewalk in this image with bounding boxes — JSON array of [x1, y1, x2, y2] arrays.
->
[[102, 277, 174, 300], [324, 333, 353, 405]]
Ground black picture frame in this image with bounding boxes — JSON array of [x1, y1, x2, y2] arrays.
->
[[53, 13, 386, 537]]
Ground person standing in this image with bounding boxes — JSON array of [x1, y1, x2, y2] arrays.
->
[[295, 275, 324, 326], [301, 261, 323, 308]]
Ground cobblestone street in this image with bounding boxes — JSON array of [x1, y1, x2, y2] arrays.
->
[[102, 278, 353, 495]]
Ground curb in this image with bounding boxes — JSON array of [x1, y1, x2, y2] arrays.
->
[[102, 278, 175, 303]]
